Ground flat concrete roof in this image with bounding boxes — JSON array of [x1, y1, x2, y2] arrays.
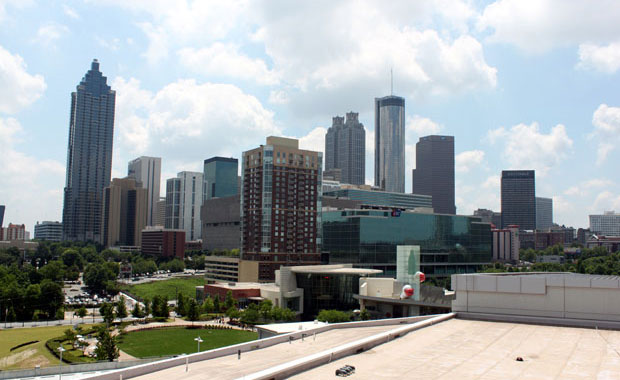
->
[[290, 267, 382, 275], [289, 318, 620, 379]]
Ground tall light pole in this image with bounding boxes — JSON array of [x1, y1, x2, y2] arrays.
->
[[57, 346, 65, 380], [194, 336, 203, 353]]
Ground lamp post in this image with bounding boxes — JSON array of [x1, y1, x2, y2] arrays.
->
[[57, 346, 66, 380], [194, 336, 203, 353]]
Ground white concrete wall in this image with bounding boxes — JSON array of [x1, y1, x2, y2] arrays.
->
[[452, 273, 620, 322]]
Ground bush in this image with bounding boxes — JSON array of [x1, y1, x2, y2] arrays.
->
[[317, 309, 352, 323]]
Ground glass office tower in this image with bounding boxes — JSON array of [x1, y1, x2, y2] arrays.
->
[[203, 157, 238, 200], [62, 59, 115, 242], [322, 209, 492, 277], [374, 96, 405, 193]]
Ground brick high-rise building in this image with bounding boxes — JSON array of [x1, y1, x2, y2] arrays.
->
[[241, 136, 322, 281]]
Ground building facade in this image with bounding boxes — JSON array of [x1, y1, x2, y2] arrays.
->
[[241, 136, 322, 281], [492, 225, 520, 262], [322, 209, 492, 278], [154, 197, 166, 227], [62, 59, 115, 243], [128, 156, 161, 227], [412, 135, 456, 214], [165, 171, 203, 241], [324, 112, 365, 185], [536, 197, 553, 230], [374, 96, 405, 193], [590, 211, 620, 236], [1, 223, 28, 241], [34, 221, 63, 242], [0, 205, 4, 228], [101, 177, 147, 247], [519, 230, 565, 250], [203, 157, 238, 200], [501, 170, 536, 230], [201, 195, 240, 251], [141, 228, 185, 258], [323, 188, 432, 210], [473, 208, 502, 227]]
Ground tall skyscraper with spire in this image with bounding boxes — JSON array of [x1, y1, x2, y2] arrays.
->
[[62, 59, 116, 242], [324, 112, 365, 185], [374, 95, 405, 193]]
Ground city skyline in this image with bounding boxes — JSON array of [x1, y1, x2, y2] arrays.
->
[[1, 2, 619, 231]]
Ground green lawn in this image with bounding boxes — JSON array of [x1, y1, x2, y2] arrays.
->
[[0, 323, 96, 370], [120, 276, 204, 300], [117, 327, 257, 358]]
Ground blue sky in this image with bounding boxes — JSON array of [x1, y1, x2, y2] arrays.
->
[[1, 0, 620, 233]]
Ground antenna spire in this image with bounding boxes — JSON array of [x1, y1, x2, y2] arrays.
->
[[390, 68, 393, 95]]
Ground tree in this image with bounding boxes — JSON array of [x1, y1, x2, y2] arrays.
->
[[77, 305, 88, 319], [143, 298, 151, 317], [226, 306, 240, 321], [116, 296, 128, 320], [100, 303, 115, 325], [61, 249, 83, 269], [64, 328, 77, 345], [202, 296, 214, 314], [176, 293, 187, 317], [317, 309, 352, 323], [84, 263, 115, 294], [187, 299, 201, 321], [39, 260, 66, 282], [213, 295, 221, 313], [40, 279, 64, 318], [151, 295, 169, 318], [360, 309, 370, 321], [259, 300, 273, 321], [131, 303, 144, 318], [224, 290, 237, 311], [240, 307, 259, 325], [94, 327, 119, 362]]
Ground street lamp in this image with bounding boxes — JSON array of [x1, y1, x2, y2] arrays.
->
[[194, 336, 203, 353], [57, 346, 66, 380]]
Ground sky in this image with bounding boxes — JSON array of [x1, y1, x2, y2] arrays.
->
[[1, 0, 620, 233]]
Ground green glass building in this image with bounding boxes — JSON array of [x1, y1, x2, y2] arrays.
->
[[322, 210, 492, 277]]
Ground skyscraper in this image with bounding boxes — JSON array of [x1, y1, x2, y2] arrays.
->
[[0, 205, 4, 228], [374, 95, 405, 193], [101, 177, 147, 247], [536, 197, 553, 230], [203, 157, 238, 200], [501, 170, 536, 230], [412, 135, 456, 214], [241, 136, 322, 281], [128, 156, 161, 227], [62, 59, 115, 242], [324, 112, 365, 185], [165, 172, 203, 241]]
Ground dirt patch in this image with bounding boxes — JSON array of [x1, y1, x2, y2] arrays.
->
[[1, 348, 37, 368], [17, 354, 51, 369]]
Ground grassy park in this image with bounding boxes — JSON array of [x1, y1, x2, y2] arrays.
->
[[0, 324, 96, 370], [120, 276, 205, 300], [117, 327, 257, 357]]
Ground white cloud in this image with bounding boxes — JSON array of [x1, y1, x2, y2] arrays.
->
[[297, 127, 327, 154], [0, 45, 46, 114], [455, 174, 500, 215], [564, 178, 614, 197], [591, 191, 620, 213], [178, 43, 278, 85], [0, 117, 64, 231], [34, 23, 69, 46], [578, 42, 620, 73], [456, 150, 485, 173], [406, 115, 442, 136], [96, 36, 121, 51], [101, 0, 248, 63], [0, 0, 33, 22], [487, 122, 573, 176], [63, 4, 79, 19], [591, 104, 620, 164], [111, 76, 280, 180], [478, 0, 620, 53]]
